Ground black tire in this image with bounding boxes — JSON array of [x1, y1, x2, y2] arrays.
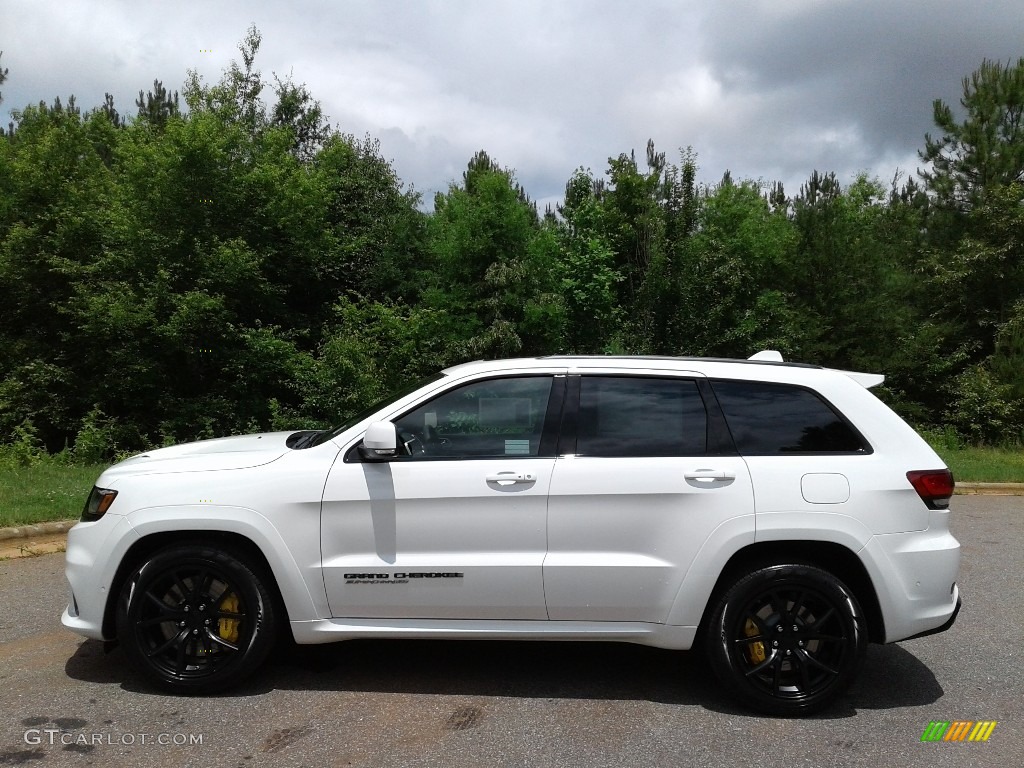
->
[[115, 543, 277, 694], [706, 563, 867, 716]]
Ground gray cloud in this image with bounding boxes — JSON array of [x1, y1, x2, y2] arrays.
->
[[2, 0, 1021, 203]]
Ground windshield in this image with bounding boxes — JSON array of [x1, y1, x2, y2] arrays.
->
[[305, 372, 446, 447]]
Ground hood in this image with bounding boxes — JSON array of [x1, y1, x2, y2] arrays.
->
[[104, 431, 296, 477]]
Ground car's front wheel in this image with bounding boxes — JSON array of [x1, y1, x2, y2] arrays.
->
[[706, 563, 867, 716], [115, 543, 277, 694]]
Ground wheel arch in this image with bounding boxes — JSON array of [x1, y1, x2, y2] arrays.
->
[[102, 530, 292, 642], [696, 540, 885, 644]]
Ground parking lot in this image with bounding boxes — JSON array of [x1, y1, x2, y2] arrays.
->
[[1, 495, 1020, 767]]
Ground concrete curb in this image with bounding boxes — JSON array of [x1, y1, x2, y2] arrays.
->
[[0, 483, 1020, 544], [0, 520, 77, 543], [954, 482, 1024, 496]]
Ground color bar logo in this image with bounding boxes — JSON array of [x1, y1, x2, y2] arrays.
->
[[921, 721, 997, 742]]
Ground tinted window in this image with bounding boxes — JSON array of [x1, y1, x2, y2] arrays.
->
[[712, 380, 867, 454], [576, 377, 707, 457], [393, 376, 553, 458]]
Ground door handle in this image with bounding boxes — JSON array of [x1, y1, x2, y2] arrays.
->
[[485, 471, 536, 486], [684, 469, 736, 482]]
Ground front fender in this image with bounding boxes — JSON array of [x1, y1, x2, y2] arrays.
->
[[125, 505, 329, 624]]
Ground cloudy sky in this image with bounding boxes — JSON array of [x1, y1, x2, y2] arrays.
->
[[3, 0, 1023, 207]]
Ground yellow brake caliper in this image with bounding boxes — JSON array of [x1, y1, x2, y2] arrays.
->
[[218, 592, 240, 644], [744, 618, 766, 664]]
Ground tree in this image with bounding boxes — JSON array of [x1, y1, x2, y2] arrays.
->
[[635, 146, 701, 354], [100, 93, 125, 128], [928, 182, 1024, 353], [0, 51, 8, 105], [555, 169, 622, 352], [271, 72, 330, 162], [601, 140, 666, 307], [0, 52, 11, 140], [184, 24, 264, 133], [313, 134, 426, 306], [915, 58, 1024, 438], [427, 152, 562, 358], [0, 26, 431, 450], [677, 179, 802, 358], [0, 103, 118, 446], [920, 57, 1024, 212], [135, 79, 179, 128]]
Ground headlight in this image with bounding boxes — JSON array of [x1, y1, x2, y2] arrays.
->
[[81, 487, 118, 522]]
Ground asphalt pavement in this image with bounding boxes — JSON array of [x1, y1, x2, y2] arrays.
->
[[0, 495, 1021, 768]]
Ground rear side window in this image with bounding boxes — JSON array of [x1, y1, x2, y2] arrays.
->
[[711, 380, 868, 455], [576, 376, 707, 457]]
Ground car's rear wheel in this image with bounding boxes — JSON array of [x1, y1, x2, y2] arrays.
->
[[706, 564, 866, 716], [115, 543, 277, 694]]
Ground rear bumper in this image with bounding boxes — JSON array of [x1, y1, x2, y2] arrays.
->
[[904, 594, 961, 641], [862, 515, 961, 643]]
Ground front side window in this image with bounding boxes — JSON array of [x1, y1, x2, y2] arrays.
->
[[575, 376, 708, 457], [711, 380, 868, 454], [393, 376, 554, 459]]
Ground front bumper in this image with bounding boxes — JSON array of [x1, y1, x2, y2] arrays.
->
[[60, 514, 140, 641]]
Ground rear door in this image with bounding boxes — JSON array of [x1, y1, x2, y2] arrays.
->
[[543, 371, 755, 622]]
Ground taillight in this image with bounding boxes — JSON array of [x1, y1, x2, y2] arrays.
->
[[906, 469, 954, 510]]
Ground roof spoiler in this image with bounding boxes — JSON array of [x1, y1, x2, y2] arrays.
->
[[835, 369, 885, 388], [748, 351, 885, 388]]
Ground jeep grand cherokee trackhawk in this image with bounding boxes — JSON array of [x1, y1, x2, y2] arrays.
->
[[62, 353, 961, 715]]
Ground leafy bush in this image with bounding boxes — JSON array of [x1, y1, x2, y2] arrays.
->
[[943, 365, 1023, 445], [0, 420, 44, 468], [72, 406, 116, 463], [918, 426, 965, 452]]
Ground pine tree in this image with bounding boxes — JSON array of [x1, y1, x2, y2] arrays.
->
[[100, 93, 125, 128], [0, 51, 11, 139], [920, 57, 1024, 211], [0, 51, 8, 105], [135, 79, 180, 127]]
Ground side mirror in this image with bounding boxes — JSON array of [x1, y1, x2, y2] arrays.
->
[[357, 421, 398, 462]]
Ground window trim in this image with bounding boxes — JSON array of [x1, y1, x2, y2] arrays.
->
[[345, 374, 565, 463], [695, 378, 737, 456], [708, 377, 874, 456]]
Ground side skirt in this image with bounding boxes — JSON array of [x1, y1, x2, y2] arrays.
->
[[289, 618, 696, 650]]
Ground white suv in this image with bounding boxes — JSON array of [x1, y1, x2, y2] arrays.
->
[[62, 353, 961, 715]]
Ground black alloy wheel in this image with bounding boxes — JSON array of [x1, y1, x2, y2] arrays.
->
[[116, 544, 277, 694], [706, 564, 867, 716]]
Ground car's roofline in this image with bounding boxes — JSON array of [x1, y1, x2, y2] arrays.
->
[[441, 355, 825, 377], [440, 355, 889, 389], [542, 355, 824, 369]]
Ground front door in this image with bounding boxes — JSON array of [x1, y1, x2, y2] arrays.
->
[[321, 374, 562, 620]]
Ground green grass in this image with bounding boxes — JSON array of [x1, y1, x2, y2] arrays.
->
[[931, 445, 1024, 484], [0, 461, 106, 528]]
